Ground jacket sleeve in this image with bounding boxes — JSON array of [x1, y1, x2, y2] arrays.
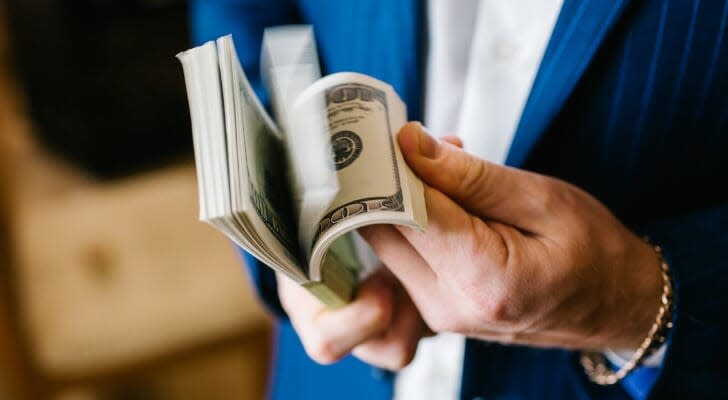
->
[[639, 203, 728, 399], [190, 0, 299, 317]]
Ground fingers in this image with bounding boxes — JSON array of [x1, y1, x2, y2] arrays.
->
[[278, 270, 395, 364], [397, 186, 508, 278], [278, 268, 431, 370], [352, 285, 428, 370], [397, 122, 554, 235], [357, 224, 439, 309]]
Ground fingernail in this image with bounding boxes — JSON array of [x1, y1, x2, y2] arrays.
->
[[416, 124, 440, 159]]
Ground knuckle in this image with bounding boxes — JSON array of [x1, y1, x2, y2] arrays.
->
[[480, 295, 510, 322], [455, 156, 488, 199], [463, 224, 487, 263], [390, 341, 417, 369], [305, 337, 340, 365], [467, 220, 508, 268], [362, 294, 393, 330], [536, 180, 559, 210], [426, 313, 461, 333], [450, 279, 501, 321], [467, 286, 517, 323], [537, 178, 576, 213], [496, 331, 520, 345]]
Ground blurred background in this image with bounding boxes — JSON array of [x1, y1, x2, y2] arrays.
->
[[0, 0, 272, 399]]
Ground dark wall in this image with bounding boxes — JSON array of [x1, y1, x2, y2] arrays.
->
[[6, 0, 192, 178]]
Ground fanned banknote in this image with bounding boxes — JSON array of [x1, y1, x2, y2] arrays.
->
[[177, 28, 426, 307]]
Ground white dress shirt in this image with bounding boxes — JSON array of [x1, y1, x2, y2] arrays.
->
[[394, 2, 563, 399], [392, 1, 666, 399], [394, 0, 563, 400]]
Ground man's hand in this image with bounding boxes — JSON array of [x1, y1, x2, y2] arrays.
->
[[277, 268, 431, 370], [360, 122, 664, 351]]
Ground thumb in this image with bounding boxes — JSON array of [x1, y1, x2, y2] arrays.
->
[[397, 122, 551, 233], [440, 134, 463, 148]]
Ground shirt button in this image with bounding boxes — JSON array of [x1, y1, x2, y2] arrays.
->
[[492, 38, 517, 61]]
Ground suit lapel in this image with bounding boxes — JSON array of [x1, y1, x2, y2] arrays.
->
[[505, 0, 633, 167]]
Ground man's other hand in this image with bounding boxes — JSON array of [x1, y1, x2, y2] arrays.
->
[[277, 268, 431, 370]]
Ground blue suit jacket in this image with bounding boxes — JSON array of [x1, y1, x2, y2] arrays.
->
[[192, 0, 728, 398]]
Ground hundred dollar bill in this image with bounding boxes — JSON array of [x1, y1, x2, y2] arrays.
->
[[290, 72, 428, 284]]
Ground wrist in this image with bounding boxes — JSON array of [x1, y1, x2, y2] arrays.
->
[[581, 236, 674, 385], [618, 237, 664, 349], [587, 234, 664, 350]]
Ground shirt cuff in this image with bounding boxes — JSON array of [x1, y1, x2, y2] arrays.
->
[[601, 344, 667, 400], [603, 343, 667, 368]]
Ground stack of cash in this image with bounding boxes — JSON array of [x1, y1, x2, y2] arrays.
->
[[177, 28, 426, 307]]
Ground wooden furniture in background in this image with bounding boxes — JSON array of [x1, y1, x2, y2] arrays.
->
[[0, 0, 40, 396], [13, 164, 272, 393], [0, 105, 40, 400], [0, 1, 273, 398]]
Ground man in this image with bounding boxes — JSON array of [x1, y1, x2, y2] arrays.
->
[[192, 0, 728, 399]]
